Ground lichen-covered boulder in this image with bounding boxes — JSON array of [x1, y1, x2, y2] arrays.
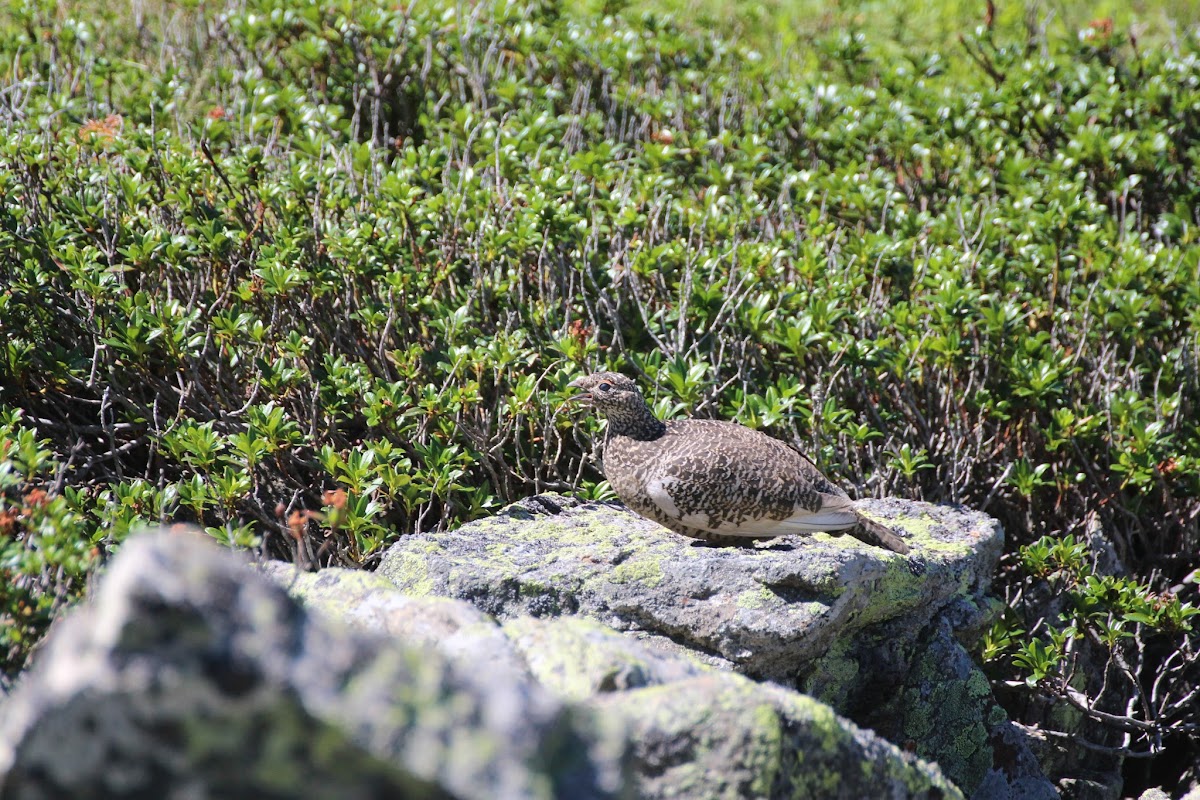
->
[[377, 493, 1055, 798], [378, 494, 1000, 688], [869, 623, 1059, 800], [259, 561, 531, 680], [500, 615, 712, 702], [265, 565, 963, 800], [258, 563, 714, 704], [513, 621, 963, 799], [510, 620, 962, 799], [258, 560, 492, 640], [0, 532, 628, 800], [592, 673, 961, 800]]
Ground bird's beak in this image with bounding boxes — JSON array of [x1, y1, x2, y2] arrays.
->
[[567, 377, 592, 404]]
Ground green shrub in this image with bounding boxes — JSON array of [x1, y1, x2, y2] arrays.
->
[[0, 412, 98, 675], [983, 535, 1199, 761]]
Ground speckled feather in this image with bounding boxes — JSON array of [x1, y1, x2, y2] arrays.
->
[[569, 371, 909, 553]]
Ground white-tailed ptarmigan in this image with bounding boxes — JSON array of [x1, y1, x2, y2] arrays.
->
[[569, 371, 909, 554]]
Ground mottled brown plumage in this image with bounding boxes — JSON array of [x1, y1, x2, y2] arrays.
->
[[568, 371, 909, 554]]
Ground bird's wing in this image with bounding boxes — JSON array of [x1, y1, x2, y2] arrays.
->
[[646, 477, 858, 537], [644, 476, 683, 518], [782, 441, 851, 500]]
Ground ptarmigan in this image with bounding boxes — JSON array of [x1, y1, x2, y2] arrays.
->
[[568, 371, 909, 554]]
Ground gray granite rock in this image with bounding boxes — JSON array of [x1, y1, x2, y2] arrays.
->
[[0, 531, 628, 800], [378, 494, 1000, 687], [269, 564, 964, 800], [259, 561, 531, 682], [592, 672, 961, 800], [869, 622, 1058, 800], [377, 493, 1056, 798], [0, 492, 1051, 800]]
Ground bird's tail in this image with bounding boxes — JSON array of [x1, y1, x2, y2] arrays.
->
[[849, 513, 910, 554]]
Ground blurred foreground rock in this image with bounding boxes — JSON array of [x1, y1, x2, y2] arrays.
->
[[0, 532, 625, 800]]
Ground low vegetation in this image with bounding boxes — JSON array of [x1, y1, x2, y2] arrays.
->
[[1, 0, 1198, 792]]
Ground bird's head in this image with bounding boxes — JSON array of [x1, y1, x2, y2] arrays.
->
[[567, 371, 645, 416], [567, 371, 665, 439]]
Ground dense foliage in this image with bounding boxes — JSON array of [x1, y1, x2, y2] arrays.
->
[[2, 0, 1198, 792]]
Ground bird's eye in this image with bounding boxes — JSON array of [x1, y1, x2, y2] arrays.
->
[[597, 382, 612, 392]]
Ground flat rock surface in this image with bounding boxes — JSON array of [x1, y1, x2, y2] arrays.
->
[[378, 494, 1004, 683]]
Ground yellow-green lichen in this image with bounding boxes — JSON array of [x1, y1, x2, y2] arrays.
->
[[876, 555, 927, 607], [607, 675, 961, 800], [504, 616, 662, 701], [748, 702, 784, 797], [493, 514, 645, 564], [803, 639, 861, 709], [382, 551, 436, 596], [771, 693, 849, 797], [966, 668, 991, 699], [882, 511, 978, 556], [797, 693, 847, 756], [736, 585, 776, 610], [610, 557, 663, 587], [484, 541, 519, 566], [883, 637, 996, 794]]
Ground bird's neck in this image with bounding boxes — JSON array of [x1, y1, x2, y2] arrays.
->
[[605, 401, 667, 441]]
